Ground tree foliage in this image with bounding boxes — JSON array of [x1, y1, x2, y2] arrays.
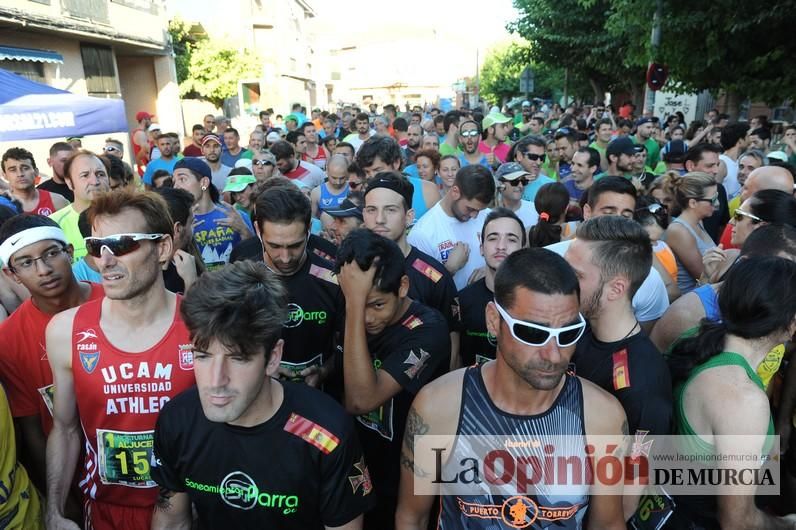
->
[[479, 43, 530, 105], [601, 0, 796, 106], [509, 0, 646, 104], [168, 18, 262, 108]]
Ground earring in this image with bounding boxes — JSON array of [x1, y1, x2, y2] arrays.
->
[[201, 185, 207, 191]]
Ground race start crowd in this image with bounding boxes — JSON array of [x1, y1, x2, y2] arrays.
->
[[1, 99, 796, 529]]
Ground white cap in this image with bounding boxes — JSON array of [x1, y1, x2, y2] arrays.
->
[[147, 123, 161, 132]]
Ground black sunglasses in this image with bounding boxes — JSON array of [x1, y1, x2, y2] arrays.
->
[[521, 152, 546, 162], [500, 178, 529, 187], [84, 233, 164, 258]]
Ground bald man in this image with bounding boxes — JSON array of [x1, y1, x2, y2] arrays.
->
[[719, 165, 795, 248], [311, 154, 350, 218]]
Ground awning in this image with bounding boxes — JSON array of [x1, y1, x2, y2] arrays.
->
[[0, 46, 63, 64]]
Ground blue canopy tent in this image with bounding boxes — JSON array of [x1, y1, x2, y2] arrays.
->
[[0, 67, 128, 141]]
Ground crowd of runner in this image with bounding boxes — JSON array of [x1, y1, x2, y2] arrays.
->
[[1, 99, 796, 529]]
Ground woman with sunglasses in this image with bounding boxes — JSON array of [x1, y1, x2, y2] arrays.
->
[[662, 171, 719, 294], [667, 256, 796, 529], [701, 189, 796, 284], [635, 196, 680, 302]]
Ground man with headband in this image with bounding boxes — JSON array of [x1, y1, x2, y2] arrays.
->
[[0, 214, 103, 509], [45, 189, 195, 530]]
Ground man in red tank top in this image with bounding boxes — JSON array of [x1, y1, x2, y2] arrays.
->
[[2, 147, 69, 215], [0, 214, 103, 509], [45, 189, 195, 530], [132, 111, 154, 177]]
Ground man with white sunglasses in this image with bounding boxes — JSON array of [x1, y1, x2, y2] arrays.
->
[[45, 189, 195, 530], [396, 248, 627, 529]]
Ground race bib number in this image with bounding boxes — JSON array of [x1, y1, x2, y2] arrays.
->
[[280, 354, 323, 382], [357, 398, 394, 441], [96, 429, 156, 488], [628, 487, 675, 530], [37, 384, 55, 417]]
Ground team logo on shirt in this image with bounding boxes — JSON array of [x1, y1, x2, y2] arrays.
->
[[348, 457, 372, 495], [457, 495, 582, 528], [178, 343, 194, 370], [38, 207, 53, 216], [80, 351, 100, 374], [76, 329, 98, 342], [76, 329, 100, 373], [403, 348, 431, 379], [284, 303, 328, 328]]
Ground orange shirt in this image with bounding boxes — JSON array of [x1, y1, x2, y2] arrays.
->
[[653, 240, 677, 282]]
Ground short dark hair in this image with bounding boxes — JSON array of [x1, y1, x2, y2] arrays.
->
[[750, 127, 771, 141], [684, 143, 721, 167], [335, 142, 355, 157], [270, 140, 295, 161], [393, 117, 408, 132], [182, 260, 287, 359], [299, 122, 316, 134], [191, 124, 205, 133], [455, 165, 496, 204], [748, 189, 796, 226], [334, 229, 406, 295], [2, 147, 37, 172], [481, 207, 526, 247], [720, 122, 750, 151], [356, 136, 402, 170], [155, 187, 195, 226], [554, 127, 577, 144], [355, 112, 369, 123], [0, 213, 60, 247], [586, 176, 637, 209], [741, 224, 796, 259], [443, 111, 462, 133], [596, 118, 613, 129], [223, 127, 239, 137], [286, 130, 305, 145], [576, 147, 600, 169], [253, 186, 311, 232], [509, 135, 546, 162], [259, 110, 271, 119], [49, 141, 73, 157], [494, 248, 580, 309], [575, 216, 652, 299], [101, 154, 127, 183], [63, 150, 105, 184]]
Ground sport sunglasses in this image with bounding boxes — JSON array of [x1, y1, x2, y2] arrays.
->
[[493, 300, 586, 348], [84, 233, 165, 258]]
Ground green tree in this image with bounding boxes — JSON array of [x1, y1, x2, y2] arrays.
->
[[480, 43, 530, 106], [602, 0, 796, 115], [510, 0, 646, 104], [179, 39, 261, 108], [168, 17, 202, 85]]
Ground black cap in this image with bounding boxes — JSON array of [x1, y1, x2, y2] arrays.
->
[[325, 198, 363, 219], [606, 137, 641, 158]]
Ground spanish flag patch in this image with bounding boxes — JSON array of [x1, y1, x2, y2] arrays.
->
[[411, 258, 443, 283], [612, 348, 631, 390], [402, 314, 424, 330], [284, 413, 340, 454]]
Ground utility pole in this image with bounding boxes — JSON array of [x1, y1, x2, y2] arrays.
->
[[643, 0, 663, 115]]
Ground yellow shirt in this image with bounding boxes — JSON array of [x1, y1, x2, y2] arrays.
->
[[0, 385, 44, 529], [50, 205, 86, 261]]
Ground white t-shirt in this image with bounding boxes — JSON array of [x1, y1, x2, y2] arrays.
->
[[343, 130, 376, 153], [719, 153, 740, 199], [510, 200, 539, 231], [407, 202, 489, 290], [546, 238, 669, 322]]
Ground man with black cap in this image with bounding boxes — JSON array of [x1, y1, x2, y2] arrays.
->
[[324, 195, 364, 246], [172, 157, 253, 270], [631, 117, 661, 169], [661, 139, 688, 175], [605, 137, 638, 178], [199, 134, 232, 190]]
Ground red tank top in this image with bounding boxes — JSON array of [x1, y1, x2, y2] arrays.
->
[[71, 296, 195, 507], [33, 189, 56, 216]]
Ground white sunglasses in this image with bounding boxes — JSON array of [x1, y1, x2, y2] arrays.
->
[[493, 300, 586, 348]]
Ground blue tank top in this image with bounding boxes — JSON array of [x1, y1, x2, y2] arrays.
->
[[692, 284, 721, 322], [318, 182, 348, 213], [408, 176, 429, 219], [438, 366, 590, 529], [667, 218, 715, 295]]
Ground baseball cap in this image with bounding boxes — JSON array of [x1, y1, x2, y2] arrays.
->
[[325, 198, 363, 219], [234, 158, 253, 171], [483, 112, 511, 130], [201, 133, 222, 146], [662, 140, 688, 162], [635, 117, 654, 127], [364, 174, 414, 209], [522, 101, 531, 107], [147, 123, 161, 132], [136, 111, 153, 121], [285, 114, 299, 124], [266, 131, 281, 143], [223, 174, 257, 193], [606, 137, 640, 158], [174, 157, 212, 180], [768, 150, 788, 162], [495, 162, 529, 181]]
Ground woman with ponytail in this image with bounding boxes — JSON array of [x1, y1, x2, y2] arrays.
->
[[527, 182, 577, 247], [668, 256, 796, 528]]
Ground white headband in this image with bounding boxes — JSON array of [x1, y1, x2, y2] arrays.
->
[[0, 226, 68, 266]]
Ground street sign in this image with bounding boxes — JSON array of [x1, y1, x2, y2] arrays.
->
[[519, 67, 534, 95]]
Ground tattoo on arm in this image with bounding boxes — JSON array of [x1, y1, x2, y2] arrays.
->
[[403, 407, 430, 453], [155, 487, 176, 512], [401, 449, 430, 478]]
